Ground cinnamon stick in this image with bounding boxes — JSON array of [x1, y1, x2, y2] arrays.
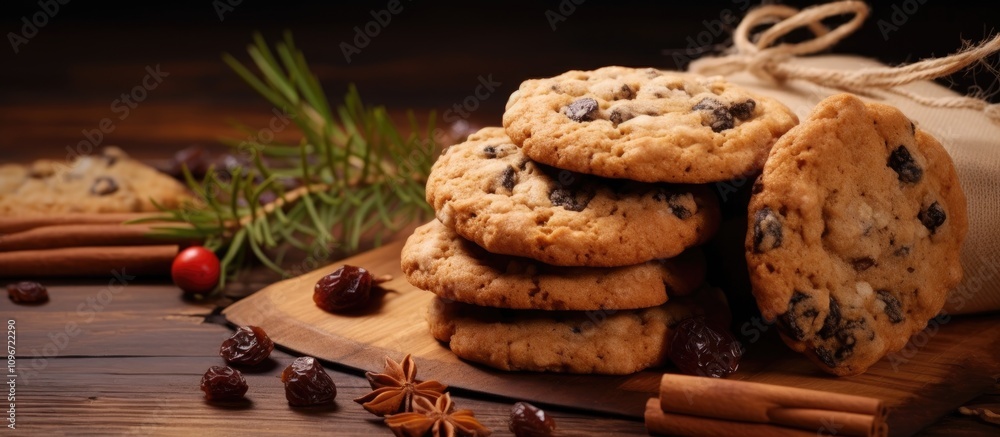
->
[[0, 223, 187, 252], [0, 245, 178, 277], [646, 398, 819, 437], [0, 213, 159, 235], [658, 374, 887, 437]]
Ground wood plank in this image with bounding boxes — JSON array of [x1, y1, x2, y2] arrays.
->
[[224, 241, 1000, 436], [15, 355, 646, 436], [4, 244, 993, 435]]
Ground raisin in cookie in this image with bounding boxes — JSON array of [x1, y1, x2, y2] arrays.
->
[[745, 94, 968, 376], [502, 66, 798, 183], [0, 147, 190, 216], [426, 127, 720, 267], [402, 220, 705, 310], [427, 287, 729, 374]]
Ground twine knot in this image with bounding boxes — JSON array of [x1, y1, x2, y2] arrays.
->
[[689, 0, 1000, 123]]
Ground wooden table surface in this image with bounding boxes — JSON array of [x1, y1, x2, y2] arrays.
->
[[3, 2, 999, 434], [3, 270, 997, 436]]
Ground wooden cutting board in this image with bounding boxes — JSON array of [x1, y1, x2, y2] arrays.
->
[[224, 240, 1000, 436]]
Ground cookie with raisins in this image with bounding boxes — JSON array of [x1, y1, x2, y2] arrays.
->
[[425, 127, 720, 267], [502, 66, 797, 183], [401, 220, 706, 310], [0, 147, 189, 216], [745, 93, 967, 376], [426, 286, 729, 374]]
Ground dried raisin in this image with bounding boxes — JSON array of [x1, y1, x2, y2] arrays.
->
[[281, 357, 337, 406], [220, 326, 274, 366]]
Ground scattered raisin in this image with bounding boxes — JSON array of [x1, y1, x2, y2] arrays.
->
[[90, 176, 119, 196], [876, 290, 905, 324], [728, 99, 756, 120], [887, 146, 923, 183], [200, 365, 248, 402], [614, 84, 634, 100], [483, 145, 497, 159], [563, 98, 599, 122], [549, 188, 589, 212], [918, 201, 946, 234], [653, 191, 693, 219], [814, 347, 837, 368], [813, 298, 869, 366], [609, 107, 634, 126], [509, 402, 556, 437], [752, 207, 783, 252], [314, 265, 372, 312], [500, 166, 517, 191], [818, 297, 842, 340], [850, 257, 876, 271], [7, 281, 48, 304], [668, 317, 742, 378], [281, 357, 337, 406], [220, 326, 275, 366], [165, 145, 211, 178], [693, 98, 734, 132], [778, 291, 817, 341]]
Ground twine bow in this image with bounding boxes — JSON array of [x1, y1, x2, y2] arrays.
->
[[689, 0, 1000, 122]]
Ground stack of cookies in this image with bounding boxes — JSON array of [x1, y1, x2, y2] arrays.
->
[[401, 66, 798, 375]]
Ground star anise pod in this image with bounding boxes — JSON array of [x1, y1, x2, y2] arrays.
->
[[354, 354, 448, 416], [385, 392, 491, 437]]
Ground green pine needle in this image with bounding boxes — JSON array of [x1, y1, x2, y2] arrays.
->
[[146, 32, 438, 291]]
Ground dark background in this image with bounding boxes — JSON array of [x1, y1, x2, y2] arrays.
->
[[1, 0, 998, 160]]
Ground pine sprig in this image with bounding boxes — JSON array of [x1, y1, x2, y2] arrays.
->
[[140, 32, 438, 290]]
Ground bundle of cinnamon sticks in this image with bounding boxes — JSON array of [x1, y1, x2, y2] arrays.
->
[[646, 374, 888, 437], [0, 213, 191, 277]]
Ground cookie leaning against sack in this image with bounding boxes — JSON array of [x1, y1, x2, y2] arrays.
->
[[0, 147, 190, 216], [426, 286, 729, 375], [401, 220, 706, 310], [503, 66, 798, 183], [425, 127, 720, 267], [746, 93, 968, 376]]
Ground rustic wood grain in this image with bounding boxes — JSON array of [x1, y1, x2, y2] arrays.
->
[[224, 240, 1000, 436], [5, 282, 648, 436], [4, 257, 997, 435]]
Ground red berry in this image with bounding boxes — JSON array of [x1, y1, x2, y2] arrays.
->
[[171, 246, 221, 295]]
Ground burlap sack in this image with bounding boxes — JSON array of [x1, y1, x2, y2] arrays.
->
[[689, 53, 999, 315]]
